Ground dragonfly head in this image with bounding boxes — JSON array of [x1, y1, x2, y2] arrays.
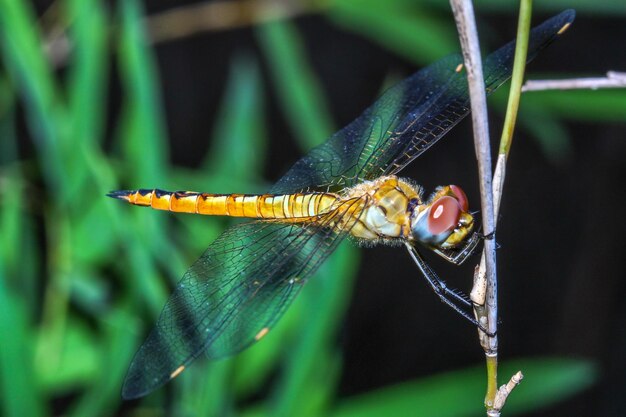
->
[[410, 185, 474, 249]]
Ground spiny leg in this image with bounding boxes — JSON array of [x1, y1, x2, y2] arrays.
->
[[432, 232, 481, 266], [404, 243, 495, 336]]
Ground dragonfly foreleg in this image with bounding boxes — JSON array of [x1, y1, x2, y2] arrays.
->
[[404, 243, 495, 336], [432, 231, 481, 265]]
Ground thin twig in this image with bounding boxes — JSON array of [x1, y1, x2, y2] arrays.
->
[[448, 0, 498, 350], [450, 0, 533, 414], [493, 371, 524, 411], [42, 0, 319, 66], [146, 0, 318, 44], [522, 71, 626, 91], [448, 0, 497, 328], [449, 1, 500, 409]]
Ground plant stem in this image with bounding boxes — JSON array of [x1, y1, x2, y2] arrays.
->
[[499, 1, 532, 159], [522, 71, 626, 91], [450, 0, 533, 414]]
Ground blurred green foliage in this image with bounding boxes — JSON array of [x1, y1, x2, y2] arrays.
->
[[0, 0, 614, 416]]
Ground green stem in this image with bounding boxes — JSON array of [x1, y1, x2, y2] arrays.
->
[[485, 0, 533, 412], [498, 0, 533, 158], [485, 354, 498, 409]]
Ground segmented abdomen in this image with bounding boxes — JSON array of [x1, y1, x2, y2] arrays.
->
[[109, 189, 340, 219]]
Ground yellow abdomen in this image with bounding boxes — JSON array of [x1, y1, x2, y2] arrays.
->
[[107, 189, 340, 220]]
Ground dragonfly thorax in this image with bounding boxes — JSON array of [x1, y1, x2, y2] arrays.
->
[[348, 176, 421, 241]]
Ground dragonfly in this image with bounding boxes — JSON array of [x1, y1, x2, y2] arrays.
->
[[109, 10, 574, 399]]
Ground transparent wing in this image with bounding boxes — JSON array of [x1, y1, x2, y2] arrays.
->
[[122, 201, 363, 399], [272, 10, 575, 194]]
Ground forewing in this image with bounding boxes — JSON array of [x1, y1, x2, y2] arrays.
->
[[272, 55, 461, 194], [383, 10, 574, 176], [272, 10, 575, 194], [122, 206, 360, 399]]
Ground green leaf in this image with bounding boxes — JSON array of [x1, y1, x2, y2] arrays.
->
[[473, 0, 626, 15], [62, 0, 111, 204], [37, 319, 99, 393], [71, 203, 118, 265], [272, 242, 359, 417], [328, 0, 458, 64], [0, 161, 40, 313], [0, 275, 48, 417], [204, 53, 267, 185], [522, 88, 626, 122], [518, 109, 573, 163], [256, 20, 335, 149], [0, 171, 23, 282], [66, 0, 108, 147], [116, 0, 169, 185], [119, 227, 169, 317], [230, 286, 300, 397], [0, 74, 17, 166], [177, 359, 236, 417], [116, 0, 189, 296], [232, 243, 359, 413], [0, 0, 68, 192], [67, 310, 140, 417], [332, 357, 597, 417], [69, 269, 111, 315], [503, 358, 597, 414]]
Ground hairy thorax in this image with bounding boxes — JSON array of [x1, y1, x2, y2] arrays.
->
[[341, 176, 422, 243]]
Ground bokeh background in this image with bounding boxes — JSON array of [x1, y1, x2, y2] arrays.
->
[[1, 1, 625, 416]]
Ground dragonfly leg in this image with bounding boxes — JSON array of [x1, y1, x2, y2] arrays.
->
[[477, 230, 496, 240], [432, 231, 482, 266], [475, 229, 502, 250], [404, 243, 496, 337]]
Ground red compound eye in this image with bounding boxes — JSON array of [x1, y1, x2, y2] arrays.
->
[[449, 185, 469, 212], [428, 196, 462, 236]]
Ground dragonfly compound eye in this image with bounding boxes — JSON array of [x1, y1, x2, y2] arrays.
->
[[428, 196, 462, 237], [449, 185, 469, 212], [410, 195, 463, 247]]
